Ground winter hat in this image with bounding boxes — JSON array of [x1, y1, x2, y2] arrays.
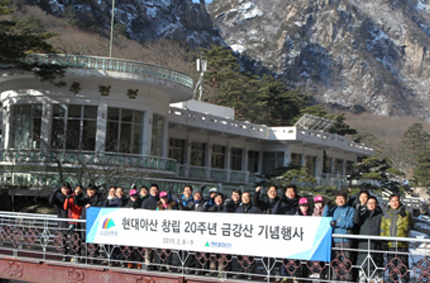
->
[[129, 189, 138, 196], [159, 191, 168, 198], [314, 195, 324, 203], [299, 197, 309, 206], [193, 191, 203, 198], [209, 188, 218, 193]]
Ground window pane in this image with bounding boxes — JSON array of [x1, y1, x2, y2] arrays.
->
[[20, 105, 31, 118], [82, 121, 97, 150], [33, 104, 42, 117], [132, 124, 142, 154], [190, 142, 205, 166], [108, 108, 119, 121], [134, 111, 143, 124], [120, 123, 132, 152], [33, 118, 41, 148], [53, 104, 67, 118], [68, 105, 82, 119], [66, 120, 80, 149], [121, 109, 132, 122], [106, 121, 118, 152], [51, 119, 64, 149], [84, 106, 98, 119]]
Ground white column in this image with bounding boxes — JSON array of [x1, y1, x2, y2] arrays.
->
[[144, 110, 153, 155], [40, 100, 52, 149], [2, 102, 10, 149], [96, 101, 107, 152]]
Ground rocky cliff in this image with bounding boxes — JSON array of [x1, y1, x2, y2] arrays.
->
[[208, 0, 430, 119], [33, 0, 224, 48]]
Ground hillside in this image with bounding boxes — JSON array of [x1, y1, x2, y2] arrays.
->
[[208, 0, 430, 120], [7, 0, 430, 169]]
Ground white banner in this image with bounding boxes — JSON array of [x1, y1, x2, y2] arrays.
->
[[86, 207, 332, 262]]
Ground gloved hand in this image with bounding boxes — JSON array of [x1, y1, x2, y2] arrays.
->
[[330, 220, 337, 228], [355, 203, 362, 210]]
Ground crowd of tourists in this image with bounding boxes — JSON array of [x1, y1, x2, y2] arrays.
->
[[49, 182, 412, 282]]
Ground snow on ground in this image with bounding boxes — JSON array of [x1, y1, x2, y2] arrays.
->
[[417, 0, 430, 12], [230, 44, 246, 53]]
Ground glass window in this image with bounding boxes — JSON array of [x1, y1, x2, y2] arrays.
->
[[151, 114, 164, 156], [10, 104, 42, 149], [306, 155, 317, 176], [290, 153, 302, 166], [211, 145, 225, 169], [248, 150, 259, 173], [190, 142, 205, 166], [263, 151, 285, 173], [334, 159, 344, 175], [345, 161, 354, 175], [323, 156, 332, 174], [168, 138, 185, 164], [105, 107, 144, 154], [230, 148, 243, 171], [51, 105, 97, 151]]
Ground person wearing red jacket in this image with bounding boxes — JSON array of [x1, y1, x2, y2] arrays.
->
[[64, 185, 83, 230], [63, 185, 84, 263]]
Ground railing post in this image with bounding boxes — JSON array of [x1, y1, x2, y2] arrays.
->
[[227, 169, 231, 182], [245, 171, 249, 184]]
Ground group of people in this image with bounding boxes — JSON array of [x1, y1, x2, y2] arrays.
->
[[49, 182, 412, 282]]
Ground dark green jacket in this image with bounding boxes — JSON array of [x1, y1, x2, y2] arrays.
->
[[380, 205, 411, 248]]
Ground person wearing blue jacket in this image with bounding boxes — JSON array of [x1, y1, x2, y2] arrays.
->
[[323, 191, 355, 281]]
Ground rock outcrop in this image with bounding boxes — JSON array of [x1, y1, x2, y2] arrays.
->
[[208, 0, 430, 120]]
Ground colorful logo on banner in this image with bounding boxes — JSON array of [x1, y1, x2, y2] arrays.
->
[[102, 218, 116, 230]]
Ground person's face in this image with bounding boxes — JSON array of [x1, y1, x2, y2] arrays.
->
[[210, 192, 217, 199], [87, 189, 96, 198], [242, 193, 250, 204], [389, 196, 400, 210], [285, 188, 296, 199], [150, 186, 159, 197], [268, 186, 277, 199], [61, 187, 70, 196], [231, 192, 240, 202], [130, 194, 139, 202], [161, 196, 168, 204], [367, 199, 377, 211], [74, 186, 82, 195], [300, 205, 309, 214], [193, 193, 202, 201], [315, 202, 323, 210], [109, 187, 116, 197], [335, 196, 346, 206], [183, 187, 192, 198], [359, 193, 369, 205], [215, 195, 224, 205], [140, 188, 148, 196], [115, 187, 124, 198]]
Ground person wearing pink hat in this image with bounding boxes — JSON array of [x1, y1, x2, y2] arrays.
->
[[312, 195, 325, 216], [297, 197, 311, 216], [156, 191, 177, 210], [124, 188, 143, 209]]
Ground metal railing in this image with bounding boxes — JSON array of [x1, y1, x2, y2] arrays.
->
[[0, 149, 177, 172], [24, 54, 194, 89], [176, 164, 257, 184], [0, 211, 429, 282]]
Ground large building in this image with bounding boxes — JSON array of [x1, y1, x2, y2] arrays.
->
[[0, 54, 373, 196]]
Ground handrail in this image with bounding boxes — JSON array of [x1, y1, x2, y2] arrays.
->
[[0, 149, 177, 172], [24, 54, 194, 89]]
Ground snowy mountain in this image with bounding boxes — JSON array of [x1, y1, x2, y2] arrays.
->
[[34, 0, 224, 48], [208, 0, 430, 119]]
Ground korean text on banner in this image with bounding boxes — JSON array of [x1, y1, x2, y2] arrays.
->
[[86, 207, 332, 262]]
